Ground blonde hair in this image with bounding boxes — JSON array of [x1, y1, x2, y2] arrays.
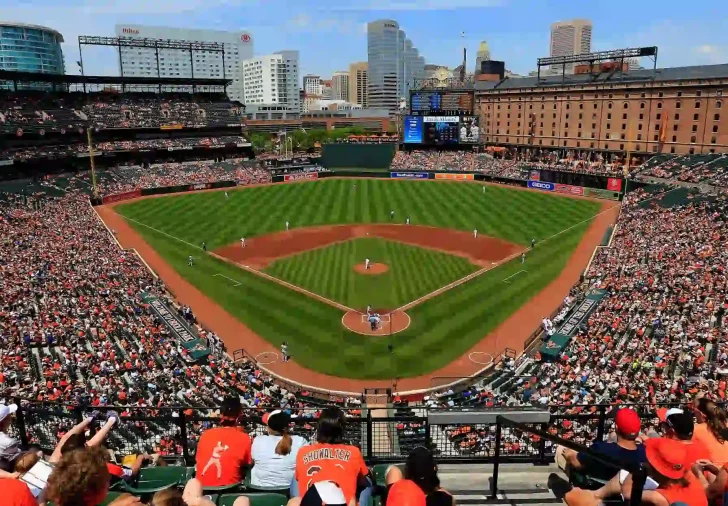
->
[[14, 451, 41, 473]]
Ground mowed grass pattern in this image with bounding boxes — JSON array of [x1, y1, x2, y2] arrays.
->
[[117, 179, 602, 379], [265, 238, 479, 310]]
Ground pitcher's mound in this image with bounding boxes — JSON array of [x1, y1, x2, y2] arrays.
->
[[342, 310, 411, 336], [353, 263, 389, 275]]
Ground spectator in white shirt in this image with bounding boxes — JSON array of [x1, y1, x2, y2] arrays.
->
[[250, 410, 307, 491]]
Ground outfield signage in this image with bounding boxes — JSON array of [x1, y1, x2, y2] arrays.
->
[[189, 183, 211, 191], [527, 181, 554, 191], [607, 178, 623, 192], [391, 172, 429, 179], [584, 187, 620, 200], [435, 173, 474, 181], [555, 183, 584, 196], [529, 169, 540, 181], [284, 172, 319, 182], [102, 189, 141, 204]]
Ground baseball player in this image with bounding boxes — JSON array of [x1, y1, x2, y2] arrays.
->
[[405, 216, 410, 226], [482, 186, 486, 194], [188, 255, 194, 267], [286, 220, 290, 231], [473, 229, 478, 239], [201, 241, 207, 251], [224, 192, 229, 199], [366, 305, 372, 315], [390, 210, 395, 220], [240, 237, 246, 248], [365, 258, 371, 270], [281, 342, 289, 362], [531, 238, 536, 248], [521, 252, 526, 264]]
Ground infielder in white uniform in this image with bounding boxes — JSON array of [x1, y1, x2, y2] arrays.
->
[[240, 237, 246, 248], [188, 256, 194, 266], [474, 229, 478, 239], [405, 216, 410, 225], [225, 192, 229, 199], [365, 258, 371, 270], [286, 221, 290, 231]]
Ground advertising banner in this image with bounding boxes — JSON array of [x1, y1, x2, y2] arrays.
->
[[403, 116, 424, 144], [284, 172, 319, 182], [527, 181, 555, 192], [102, 189, 141, 204], [435, 173, 474, 181], [391, 172, 430, 179], [529, 169, 540, 181], [584, 187, 621, 200], [607, 177, 623, 192], [555, 184, 584, 196], [189, 183, 211, 191]]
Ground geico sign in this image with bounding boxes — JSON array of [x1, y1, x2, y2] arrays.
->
[[528, 181, 554, 191], [121, 28, 140, 35]]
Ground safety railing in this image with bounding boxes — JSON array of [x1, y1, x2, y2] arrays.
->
[[2, 398, 683, 467]]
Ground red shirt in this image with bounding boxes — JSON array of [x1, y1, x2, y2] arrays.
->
[[2, 479, 37, 506], [195, 427, 252, 487]]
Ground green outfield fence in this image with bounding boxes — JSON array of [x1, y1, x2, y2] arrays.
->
[[321, 143, 396, 170]]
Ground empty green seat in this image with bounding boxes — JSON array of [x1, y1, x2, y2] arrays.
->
[[123, 465, 188, 494]]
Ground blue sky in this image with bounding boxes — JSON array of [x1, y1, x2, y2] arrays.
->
[[3, 0, 727, 79]]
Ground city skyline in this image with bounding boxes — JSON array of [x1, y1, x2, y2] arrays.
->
[[3, 0, 728, 81]]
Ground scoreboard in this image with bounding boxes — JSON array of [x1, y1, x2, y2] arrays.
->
[[410, 91, 474, 116]]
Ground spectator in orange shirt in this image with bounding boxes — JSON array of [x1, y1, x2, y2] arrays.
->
[[195, 396, 252, 488], [294, 407, 372, 505], [692, 398, 728, 466]]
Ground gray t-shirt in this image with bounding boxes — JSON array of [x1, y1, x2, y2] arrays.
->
[[0, 431, 21, 467]]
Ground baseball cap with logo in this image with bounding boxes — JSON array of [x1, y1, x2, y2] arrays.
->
[[660, 410, 695, 440], [645, 437, 688, 479], [387, 479, 427, 506], [0, 403, 18, 423], [262, 410, 291, 432], [615, 408, 641, 437], [301, 480, 347, 506]]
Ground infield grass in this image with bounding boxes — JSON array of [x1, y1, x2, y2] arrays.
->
[[116, 178, 603, 380], [265, 237, 479, 310]]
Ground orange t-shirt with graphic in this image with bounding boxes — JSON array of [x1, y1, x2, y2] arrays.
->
[[295, 443, 369, 504], [195, 427, 252, 487]]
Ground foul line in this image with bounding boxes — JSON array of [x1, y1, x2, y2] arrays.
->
[[120, 215, 356, 313], [502, 270, 527, 283], [395, 203, 620, 312], [213, 273, 241, 286]]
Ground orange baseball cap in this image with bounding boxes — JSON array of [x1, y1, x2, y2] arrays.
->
[[645, 437, 688, 479], [387, 480, 427, 506]]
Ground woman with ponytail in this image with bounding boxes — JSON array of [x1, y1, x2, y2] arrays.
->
[[693, 397, 728, 465], [251, 410, 307, 491]]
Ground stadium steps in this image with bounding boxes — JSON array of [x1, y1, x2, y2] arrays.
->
[[439, 464, 563, 506], [30, 348, 43, 381]]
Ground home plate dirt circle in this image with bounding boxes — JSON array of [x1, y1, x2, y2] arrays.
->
[[342, 310, 411, 336], [353, 263, 389, 275]]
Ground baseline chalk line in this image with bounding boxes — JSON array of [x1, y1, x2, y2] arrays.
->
[[213, 273, 242, 286], [502, 270, 527, 283]]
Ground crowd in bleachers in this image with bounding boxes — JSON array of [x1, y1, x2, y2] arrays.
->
[[635, 153, 728, 185], [1, 92, 242, 135]]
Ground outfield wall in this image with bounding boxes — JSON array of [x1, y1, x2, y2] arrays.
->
[[321, 143, 396, 170]]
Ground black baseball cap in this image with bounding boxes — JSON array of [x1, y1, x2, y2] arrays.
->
[[665, 411, 694, 440]]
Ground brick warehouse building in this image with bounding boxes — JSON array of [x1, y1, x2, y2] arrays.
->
[[475, 64, 728, 155]]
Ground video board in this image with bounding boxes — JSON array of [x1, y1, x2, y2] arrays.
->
[[459, 116, 480, 143], [403, 116, 424, 144], [410, 91, 474, 116], [423, 116, 459, 145]]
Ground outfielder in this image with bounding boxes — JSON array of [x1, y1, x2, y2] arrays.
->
[[482, 186, 486, 194], [201, 241, 207, 251], [531, 238, 536, 248], [405, 216, 410, 225], [225, 192, 229, 199], [286, 220, 290, 231], [188, 255, 194, 266], [390, 210, 395, 220], [473, 229, 478, 239], [521, 252, 526, 264], [240, 237, 246, 248], [365, 258, 371, 270]]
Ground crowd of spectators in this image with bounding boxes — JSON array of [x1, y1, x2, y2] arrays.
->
[[635, 153, 728, 186], [1, 92, 243, 134]]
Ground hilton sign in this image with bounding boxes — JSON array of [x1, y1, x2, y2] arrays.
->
[[121, 28, 140, 35]]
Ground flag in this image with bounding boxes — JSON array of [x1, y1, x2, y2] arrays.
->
[[659, 113, 668, 144]]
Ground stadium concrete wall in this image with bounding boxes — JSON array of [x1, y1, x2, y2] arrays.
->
[[321, 144, 396, 170]]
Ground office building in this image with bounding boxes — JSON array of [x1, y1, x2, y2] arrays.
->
[[348, 62, 368, 108], [303, 75, 322, 96], [549, 19, 592, 73], [242, 50, 300, 118], [332, 71, 349, 101], [0, 23, 64, 78], [474, 41, 491, 75], [367, 19, 425, 114], [114, 24, 253, 101], [321, 79, 333, 100]]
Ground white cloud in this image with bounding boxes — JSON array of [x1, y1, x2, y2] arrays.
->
[[333, 0, 505, 11]]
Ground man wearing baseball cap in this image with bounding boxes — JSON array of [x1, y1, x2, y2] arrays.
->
[[0, 403, 21, 473], [657, 408, 711, 466], [560, 408, 647, 481]]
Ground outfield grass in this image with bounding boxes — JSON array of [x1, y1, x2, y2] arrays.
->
[[117, 179, 602, 380], [265, 237, 479, 310]]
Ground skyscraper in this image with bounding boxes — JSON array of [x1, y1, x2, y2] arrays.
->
[[367, 19, 425, 114], [114, 24, 253, 102], [549, 19, 592, 73], [348, 62, 368, 108], [474, 41, 491, 75], [331, 71, 349, 101]]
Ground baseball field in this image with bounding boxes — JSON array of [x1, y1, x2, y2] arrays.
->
[[104, 178, 609, 385]]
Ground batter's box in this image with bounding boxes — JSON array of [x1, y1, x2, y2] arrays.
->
[[361, 313, 391, 323]]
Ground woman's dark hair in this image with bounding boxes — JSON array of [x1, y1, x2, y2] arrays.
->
[[405, 447, 440, 495], [220, 396, 242, 427], [61, 433, 87, 455], [317, 407, 346, 444], [696, 398, 728, 443]]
